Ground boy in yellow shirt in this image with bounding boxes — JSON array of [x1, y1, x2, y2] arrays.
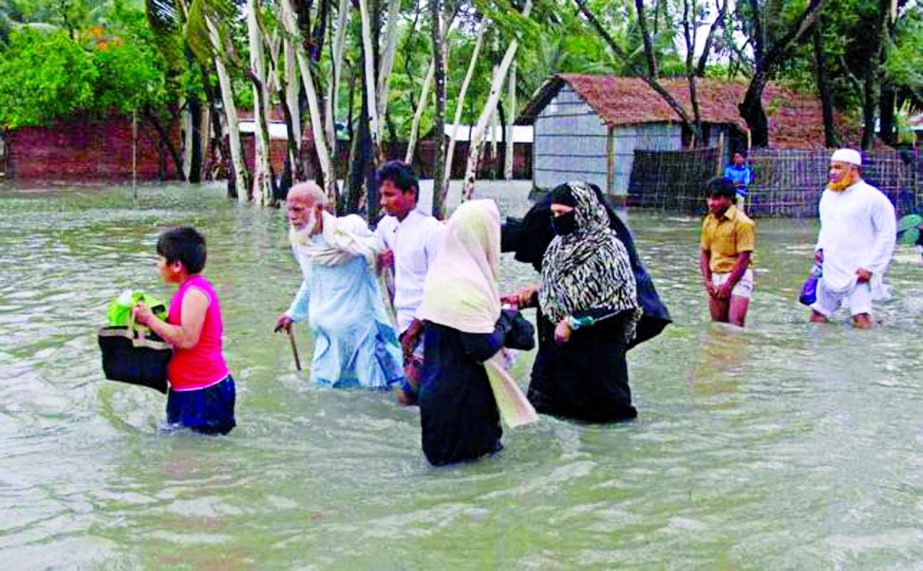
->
[[699, 177, 755, 327]]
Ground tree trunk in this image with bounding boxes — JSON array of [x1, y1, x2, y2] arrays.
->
[[206, 16, 251, 200], [182, 97, 193, 180], [325, 0, 350, 180], [879, 84, 896, 147], [405, 60, 434, 165], [462, 0, 532, 202], [574, 0, 696, 130], [738, 0, 825, 147], [504, 60, 515, 180], [347, 94, 372, 216], [430, 0, 448, 218], [187, 94, 203, 183], [634, 0, 659, 77], [284, 38, 302, 167], [489, 103, 499, 178], [443, 18, 486, 200], [497, 101, 507, 179], [739, 70, 771, 147], [812, 22, 838, 147], [280, 0, 338, 206], [247, 0, 273, 206], [200, 64, 234, 194], [377, 0, 402, 119], [143, 106, 185, 181], [358, 0, 383, 167], [682, 0, 703, 145], [862, 0, 890, 150], [695, 0, 728, 77]]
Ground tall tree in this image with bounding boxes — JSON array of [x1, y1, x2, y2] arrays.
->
[[461, 0, 531, 201], [279, 0, 337, 204], [736, 0, 825, 147], [186, 0, 252, 198], [681, 0, 703, 144], [573, 0, 697, 136], [443, 17, 486, 209], [246, 0, 273, 205], [811, 17, 837, 147], [430, 0, 448, 218]]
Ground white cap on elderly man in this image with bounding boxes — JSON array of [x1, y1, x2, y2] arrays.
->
[[830, 148, 862, 166]]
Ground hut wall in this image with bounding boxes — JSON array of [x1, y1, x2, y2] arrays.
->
[[533, 86, 609, 192], [611, 123, 683, 192]]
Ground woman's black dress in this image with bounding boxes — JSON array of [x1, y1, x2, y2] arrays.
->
[[528, 310, 637, 423], [418, 320, 507, 466]]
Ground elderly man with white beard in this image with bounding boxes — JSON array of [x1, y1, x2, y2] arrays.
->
[[809, 148, 896, 329], [274, 182, 404, 389]]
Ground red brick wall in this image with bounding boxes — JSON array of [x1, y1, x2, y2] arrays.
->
[[241, 135, 289, 176], [5, 114, 180, 180]]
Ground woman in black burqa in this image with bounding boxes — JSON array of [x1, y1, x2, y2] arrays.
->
[[502, 181, 671, 422]]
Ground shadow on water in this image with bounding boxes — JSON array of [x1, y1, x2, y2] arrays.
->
[[1, 180, 922, 568]]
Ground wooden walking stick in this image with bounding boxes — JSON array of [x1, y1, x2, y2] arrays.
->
[[287, 329, 302, 371]]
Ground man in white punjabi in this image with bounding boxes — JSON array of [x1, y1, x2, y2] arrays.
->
[[374, 160, 446, 404], [275, 182, 404, 388], [809, 148, 896, 329]]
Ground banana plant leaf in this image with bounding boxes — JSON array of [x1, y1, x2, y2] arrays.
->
[[897, 214, 922, 246]]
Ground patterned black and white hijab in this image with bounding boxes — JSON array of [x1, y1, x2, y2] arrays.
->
[[538, 181, 640, 338]]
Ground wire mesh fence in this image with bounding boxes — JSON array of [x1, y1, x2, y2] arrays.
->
[[628, 147, 922, 217], [627, 147, 721, 212]]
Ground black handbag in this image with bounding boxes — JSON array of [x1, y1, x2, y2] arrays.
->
[[502, 309, 536, 351], [97, 321, 172, 393]]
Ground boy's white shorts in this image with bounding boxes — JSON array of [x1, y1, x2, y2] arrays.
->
[[712, 269, 754, 299]]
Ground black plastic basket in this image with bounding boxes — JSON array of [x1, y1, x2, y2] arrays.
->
[[98, 326, 172, 393]]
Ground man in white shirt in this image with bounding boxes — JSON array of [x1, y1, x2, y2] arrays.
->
[[375, 161, 446, 403], [809, 148, 896, 329]]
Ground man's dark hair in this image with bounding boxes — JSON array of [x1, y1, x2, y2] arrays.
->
[[157, 226, 207, 274], [376, 160, 419, 200], [733, 149, 748, 158], [704, 176, 737, 200]]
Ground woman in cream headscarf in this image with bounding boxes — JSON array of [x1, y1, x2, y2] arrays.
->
[[416, 199, 535, 466]]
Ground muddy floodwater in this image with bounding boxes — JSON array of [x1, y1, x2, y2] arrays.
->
[[1, 180, 922, 569]]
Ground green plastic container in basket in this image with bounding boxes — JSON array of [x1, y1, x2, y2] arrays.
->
[[98, 290, 172, 393]]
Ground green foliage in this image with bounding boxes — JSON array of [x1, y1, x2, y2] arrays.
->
[[91, 31, 167, 112], [0, 28, 98, 127], [0, 1, 176, 129], [886, 8, 923, 94]]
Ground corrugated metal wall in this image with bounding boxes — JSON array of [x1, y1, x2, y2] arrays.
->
[[533, 86, 609, 192], [611, 124, 682, 192]]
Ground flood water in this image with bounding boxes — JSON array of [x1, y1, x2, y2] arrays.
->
[[1, 180, 922, 569]]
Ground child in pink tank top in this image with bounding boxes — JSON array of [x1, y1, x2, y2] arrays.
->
[[134, 227, 236, 435]]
